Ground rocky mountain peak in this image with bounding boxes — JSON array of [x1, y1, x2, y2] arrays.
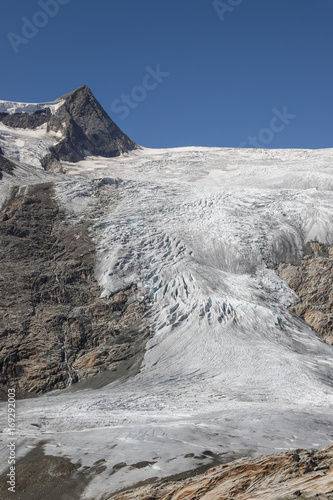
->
[[43, 85, 138, 169], [57, 84, 92, 100], [0, 86, 138, 172]]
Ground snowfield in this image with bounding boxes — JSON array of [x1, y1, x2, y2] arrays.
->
[[1, 145, 333, 497]]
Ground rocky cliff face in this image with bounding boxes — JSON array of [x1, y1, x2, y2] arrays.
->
[[111, 445, 333, 500], [278, 242, 333, 345], [0, 183, 150, 398]]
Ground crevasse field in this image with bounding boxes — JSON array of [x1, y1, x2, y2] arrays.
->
[[1, 145, 333, 498]]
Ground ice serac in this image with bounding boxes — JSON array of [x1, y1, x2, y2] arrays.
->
[[42, 85, 138, 170]]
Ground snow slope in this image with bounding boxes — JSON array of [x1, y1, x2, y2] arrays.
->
[[1, 146, 333, 498], [0, 122, 62, 168]]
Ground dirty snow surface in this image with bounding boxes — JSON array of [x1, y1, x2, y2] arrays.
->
[[1, 146, 333, 498]]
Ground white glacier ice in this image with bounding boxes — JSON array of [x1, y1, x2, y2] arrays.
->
[[1, 145, 333, 498]]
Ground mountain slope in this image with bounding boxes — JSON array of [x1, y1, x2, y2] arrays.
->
[[0, 90, 332, 499], [0, 182, 150, 398]]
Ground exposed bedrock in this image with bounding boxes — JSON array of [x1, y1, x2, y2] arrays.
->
[[0, 147, 15, 179], [278, 242, 333, 345], [0, 107, 51, 129], [0, 183, 150, 398], [111, 445, 333, 500]]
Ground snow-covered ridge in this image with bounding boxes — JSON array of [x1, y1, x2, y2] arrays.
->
[[0, 98, 64, 115]]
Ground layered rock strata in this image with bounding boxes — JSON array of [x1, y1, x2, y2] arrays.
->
[[111, 445, 333, 500]]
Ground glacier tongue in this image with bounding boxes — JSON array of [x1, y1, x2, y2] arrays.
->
[[82, 148, 333, 407], [2, 145, 333, 497]]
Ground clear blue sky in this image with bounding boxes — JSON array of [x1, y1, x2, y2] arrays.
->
[[0, 0, 332, 149]]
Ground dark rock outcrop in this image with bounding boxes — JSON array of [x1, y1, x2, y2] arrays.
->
[[0, 107, 51, 129], [42, 85, 138, 169], [0, 183, 150, 398], [278, 242, 333, 345], [0, 149, 15, 178]]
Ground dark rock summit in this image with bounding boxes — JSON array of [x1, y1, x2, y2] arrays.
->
[[42, 85, 138, 170]]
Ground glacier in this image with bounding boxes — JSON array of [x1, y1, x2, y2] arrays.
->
[[1, 144, 333, 498]]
